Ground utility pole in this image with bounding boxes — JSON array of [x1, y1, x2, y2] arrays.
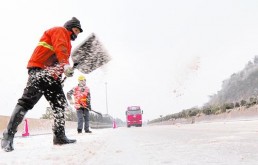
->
[[105, 82, 108, 114]]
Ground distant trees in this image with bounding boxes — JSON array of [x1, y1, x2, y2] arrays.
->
[[41, 107, 77, 121], [148, 55, 258, 124], [41, 107, 124, 125], [209, 55, 258, 106], [41, 107, 54, 120]]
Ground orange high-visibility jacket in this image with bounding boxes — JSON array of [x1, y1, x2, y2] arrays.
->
[[67, 86, 90, 110], [27, 26, 72, 75]]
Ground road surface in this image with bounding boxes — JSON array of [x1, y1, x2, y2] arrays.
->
[[1, 120, 258, 164]]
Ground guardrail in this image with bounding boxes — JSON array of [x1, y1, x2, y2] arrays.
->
[[0, 115, 113, 136]]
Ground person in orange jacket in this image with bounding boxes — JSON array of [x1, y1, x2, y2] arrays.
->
[[1, 17, 83, 152], [67, 75, 92, 134]]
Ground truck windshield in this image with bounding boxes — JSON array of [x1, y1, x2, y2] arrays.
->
[[127, 110, 141, 115]]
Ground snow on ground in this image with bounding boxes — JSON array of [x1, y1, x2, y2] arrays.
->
[[1, 120, 258, 165], [0, 128, 109, 164]]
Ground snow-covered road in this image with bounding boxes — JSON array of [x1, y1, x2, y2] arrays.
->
[[1, 120, 258, 165]]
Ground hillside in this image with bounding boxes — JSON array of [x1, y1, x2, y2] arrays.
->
[[149, 55, 258, 124], [208, 55, 258, 106]]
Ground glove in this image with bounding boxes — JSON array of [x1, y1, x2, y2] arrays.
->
[[64, 64, 74, 77]]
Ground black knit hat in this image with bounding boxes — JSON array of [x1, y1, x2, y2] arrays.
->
[[64, 17, 83, 33]]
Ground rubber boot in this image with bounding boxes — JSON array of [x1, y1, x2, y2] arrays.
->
[[53, 127, 76, 145], [77, 129, 82, 134], [1, 105, 27, 152]]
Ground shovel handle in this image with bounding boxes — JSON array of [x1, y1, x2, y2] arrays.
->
[[91, 109, 103, 117]]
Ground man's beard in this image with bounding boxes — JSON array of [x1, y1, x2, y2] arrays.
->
[[71, 33, 77, 41]]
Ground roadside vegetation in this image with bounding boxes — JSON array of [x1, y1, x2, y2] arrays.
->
[[149, 55, 258, 124], [41, 107, 124, 127]]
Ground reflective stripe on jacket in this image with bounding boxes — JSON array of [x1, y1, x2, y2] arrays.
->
[[27, 27, 72, 75], [38, 42, 54, 51]]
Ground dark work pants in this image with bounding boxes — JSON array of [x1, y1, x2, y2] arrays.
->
[[77, 108, 90, 131], [18, 68, 67, 134]]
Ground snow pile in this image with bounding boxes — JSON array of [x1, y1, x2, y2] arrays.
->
[[72, 33, 111, 74]]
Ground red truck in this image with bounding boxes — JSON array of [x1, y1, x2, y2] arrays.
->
[[126, 106, 143, 127]]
